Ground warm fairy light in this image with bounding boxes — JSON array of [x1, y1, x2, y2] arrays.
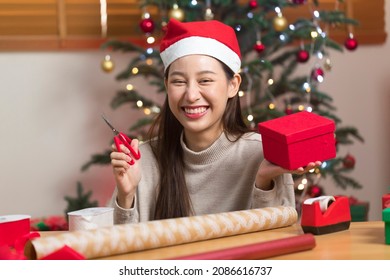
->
[[132, 67, 139, 74], [151, 106, 161, 113], [247, 114, 254, 122], [302, 178, 308, 184], [297, 184, 305, 191], [311, 31, 318, 39], [303, 82, 311, 93], [126, 84, 134, 91], [238, 90, 245, 97], [298, 105, 305, 111], [144, 108, 151, 115], [143, 12, 151, 19], [146, 58, 153, 65], [146, 36, 155, 44], [136, 100, 143, 107], [267, 78, 274, 85], [268, 103, 276, 110], [309, 168, 315, 173]]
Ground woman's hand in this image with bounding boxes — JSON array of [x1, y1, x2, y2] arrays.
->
[[110, 139, 142, 209], [255, 159, 322, 190]]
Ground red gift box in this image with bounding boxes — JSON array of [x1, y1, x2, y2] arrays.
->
[[258, 111, 336, 170], [382, 193, 390, 209]]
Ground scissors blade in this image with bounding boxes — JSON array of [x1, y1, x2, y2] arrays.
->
[[101, 114, 119, 135]]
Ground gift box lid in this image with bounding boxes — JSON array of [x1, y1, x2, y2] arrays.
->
[[383, 208, 390, 222], [258, 111, 335, 144]]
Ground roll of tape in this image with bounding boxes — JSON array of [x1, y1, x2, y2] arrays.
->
[[67, 207, 114, 231], [0, 215, 31, 247], [303, 196, 335, 213]]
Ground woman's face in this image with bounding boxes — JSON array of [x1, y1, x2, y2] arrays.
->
[[165, 55, 240, 145]]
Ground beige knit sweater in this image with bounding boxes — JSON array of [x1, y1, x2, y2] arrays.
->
[[108, 132, 295, 224]]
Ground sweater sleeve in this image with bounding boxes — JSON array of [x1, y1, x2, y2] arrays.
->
[[251, 173, 296, 209], [107, 189, 139, 224]]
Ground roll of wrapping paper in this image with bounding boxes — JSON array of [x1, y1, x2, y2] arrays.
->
[[26, 206, 298, 260], [172, 233, 315, 260]]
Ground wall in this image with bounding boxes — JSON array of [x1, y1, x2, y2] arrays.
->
[[0, 3, 389, 220]]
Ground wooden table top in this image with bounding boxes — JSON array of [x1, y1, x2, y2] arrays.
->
[[89, 221, 389, 260]]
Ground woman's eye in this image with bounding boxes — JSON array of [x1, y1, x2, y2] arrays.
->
[[172, 80, 186, 85], [200, 79, 212, 84]]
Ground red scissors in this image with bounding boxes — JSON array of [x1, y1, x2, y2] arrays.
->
[[101, 114, 141, 165]]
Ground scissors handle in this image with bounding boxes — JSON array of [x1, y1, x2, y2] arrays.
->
[[114, 133, 141, 165]]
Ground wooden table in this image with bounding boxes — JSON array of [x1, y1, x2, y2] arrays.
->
[[95, 221, 389, 260]]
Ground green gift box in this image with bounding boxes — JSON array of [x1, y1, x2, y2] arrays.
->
[[350, 203, 369, 222]]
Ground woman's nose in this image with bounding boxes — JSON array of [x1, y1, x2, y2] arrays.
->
[[185, 82, 201, 102]]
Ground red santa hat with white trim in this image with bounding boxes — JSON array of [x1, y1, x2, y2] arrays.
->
[[159, 19, 241, 73]]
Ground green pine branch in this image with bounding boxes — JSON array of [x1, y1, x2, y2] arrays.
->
[[64, 182, 99, 217]]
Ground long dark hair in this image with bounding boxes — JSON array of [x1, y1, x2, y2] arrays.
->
[[147, 62, 250, 220]]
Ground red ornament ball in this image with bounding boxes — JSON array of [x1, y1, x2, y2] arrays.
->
[[307, 185, 323, 198], [249, 0, 258, 9], [345, 37, 358, 51], [254, 42, 265, 54], [311, 67, 325, 82], [285, 106, 293, 115], [293, 0, 306, 4], [139, 18, 155, 33], [297, 49, 310, 63], [343, 154, 356, 169]]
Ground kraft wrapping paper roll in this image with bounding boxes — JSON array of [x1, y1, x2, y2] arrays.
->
[[27, 206, 297, 260], [67, 207, 114, 231]]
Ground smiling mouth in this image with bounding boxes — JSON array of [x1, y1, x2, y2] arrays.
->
[[183, 106, 208, 114]]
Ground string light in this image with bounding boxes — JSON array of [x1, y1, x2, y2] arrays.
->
[[146, 36, 155, 44], [146, 58, 153, 65], [126, 84, 134, 91], [131, 67, 139, 75]]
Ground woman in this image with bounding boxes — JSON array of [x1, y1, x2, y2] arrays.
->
[[108, 19, 320, 223]]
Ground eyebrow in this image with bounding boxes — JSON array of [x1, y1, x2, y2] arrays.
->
[[169, 70, 217, 77]]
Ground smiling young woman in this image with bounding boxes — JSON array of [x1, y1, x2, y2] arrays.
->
[[107, 19, 321, 223]]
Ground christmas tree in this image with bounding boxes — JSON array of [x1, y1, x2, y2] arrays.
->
[[84, 0, 364, 206]]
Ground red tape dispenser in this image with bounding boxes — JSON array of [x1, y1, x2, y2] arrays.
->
[[301, 195, 351, 235]]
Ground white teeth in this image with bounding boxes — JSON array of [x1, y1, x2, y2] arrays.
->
[[184, 107, 207, 114]]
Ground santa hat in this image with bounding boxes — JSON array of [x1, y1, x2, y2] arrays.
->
[[160, 19, 241, 73]]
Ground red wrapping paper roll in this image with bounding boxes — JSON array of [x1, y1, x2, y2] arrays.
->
[[0, 215, 30, 247], [172, 234, 316, 260]]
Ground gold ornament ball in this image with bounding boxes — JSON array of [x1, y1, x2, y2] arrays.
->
[[101, 56, 114, 73], [168, 7, 185, 21], [273, 15, 288, 32]]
